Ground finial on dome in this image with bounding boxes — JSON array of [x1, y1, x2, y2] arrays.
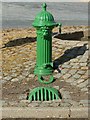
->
[[42, 3, 47, 11]]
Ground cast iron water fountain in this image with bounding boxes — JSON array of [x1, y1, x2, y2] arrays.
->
[[28, 3, 62, 101]]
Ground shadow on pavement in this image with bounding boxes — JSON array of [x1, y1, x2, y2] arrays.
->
[[53, 31, 84, 40], [53, 43, 88, 70], [3, 37, 36, 48]]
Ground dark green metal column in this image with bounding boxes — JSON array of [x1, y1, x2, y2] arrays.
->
[[34, 27, 53, 76]]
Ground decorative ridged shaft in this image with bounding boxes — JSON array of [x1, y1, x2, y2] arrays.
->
[[37, 30, 52, 66]]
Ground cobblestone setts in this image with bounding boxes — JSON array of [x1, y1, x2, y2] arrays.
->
[[1, 26, 89, 108]]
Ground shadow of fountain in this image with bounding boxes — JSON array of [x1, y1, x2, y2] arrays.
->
[[53, 43, 88, 70], [3, 37, 36, 48], [53, 31, 84, 41]]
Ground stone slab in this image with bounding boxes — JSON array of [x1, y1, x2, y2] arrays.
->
[[2, 107, 89, 118], [70, 107, 88, 118], [2, 107, 69, 118]]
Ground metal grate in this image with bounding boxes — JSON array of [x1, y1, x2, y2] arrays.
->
[[28, 87, 60, 101]]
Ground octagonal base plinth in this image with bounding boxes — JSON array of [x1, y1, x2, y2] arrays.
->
[[28, 87, 60, 101]]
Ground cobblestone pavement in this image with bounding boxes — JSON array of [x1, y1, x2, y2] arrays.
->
[[1, 26, 89, 112]]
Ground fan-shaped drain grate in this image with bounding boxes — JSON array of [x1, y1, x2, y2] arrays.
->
[[28, 87, 60, 101]]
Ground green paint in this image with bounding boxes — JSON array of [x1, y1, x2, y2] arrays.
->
[[28, 3, 62, 101], [28, 87, 60, 101], [33, 3, 59, 84]]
